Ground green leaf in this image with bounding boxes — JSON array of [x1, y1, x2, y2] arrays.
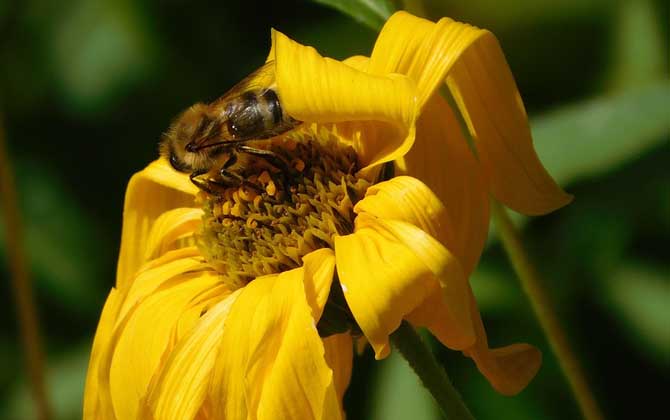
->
[[310, 0, 396, 30], [532, 81, 670, 187], [608, 0, 667, 91], [598, 262, 670, 366], [369, 350, 440, 420]]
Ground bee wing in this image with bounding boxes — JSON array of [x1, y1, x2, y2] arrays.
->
[[212, 61, 276, 106]]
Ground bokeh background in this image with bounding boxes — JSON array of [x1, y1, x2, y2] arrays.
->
[[0, 0, 668, 419]]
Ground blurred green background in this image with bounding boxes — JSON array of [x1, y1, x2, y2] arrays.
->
[[0, 0, 668, 419]]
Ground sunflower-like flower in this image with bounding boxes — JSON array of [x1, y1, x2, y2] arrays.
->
[[84, 11, 571, 420]]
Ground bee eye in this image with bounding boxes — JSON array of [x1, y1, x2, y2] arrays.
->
[[169, 153, 191, 173]]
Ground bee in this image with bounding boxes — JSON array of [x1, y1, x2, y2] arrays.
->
[[160, 61, 301, 191]]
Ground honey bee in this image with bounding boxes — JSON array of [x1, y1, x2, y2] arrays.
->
[[160, 61, 301, 191]]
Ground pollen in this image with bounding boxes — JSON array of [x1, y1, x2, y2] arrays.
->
[[197, 132, 370, 289]]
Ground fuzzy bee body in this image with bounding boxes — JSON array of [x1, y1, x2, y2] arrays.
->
[[160, 62, 301, 178]]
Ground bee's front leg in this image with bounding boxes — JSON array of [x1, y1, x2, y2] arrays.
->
[[236, 145, 295, 198], [214, 152, 264, 193], [189, 170, 219, 195]]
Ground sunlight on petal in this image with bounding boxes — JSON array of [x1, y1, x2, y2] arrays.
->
[[401, 94, 490, 276], [335, 216, 437, 360], [109, 273, 221, 420], [210, 270, 341, 420], [356, 214, 475, 350], [143, 207, 203, 262], [271, 29, 417, 169], [118, 159, 197, 292], [302, 248, 336, 321], [83, 289, 122, 420], [446, 36, 573, 214], [145, 289, 239, 420], [355, 175, 456, 252]]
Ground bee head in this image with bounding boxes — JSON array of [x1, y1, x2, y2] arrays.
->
[[161, 103, 217, 173]]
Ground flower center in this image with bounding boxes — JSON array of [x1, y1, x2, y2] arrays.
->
[[197, 130, 370, 289]]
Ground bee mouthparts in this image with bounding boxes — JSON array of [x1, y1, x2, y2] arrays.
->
[[185, 142, 197, 152]]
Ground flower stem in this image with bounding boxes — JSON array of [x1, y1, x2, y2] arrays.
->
[[491, 200, 604, 420], [0, 115, 53, 420], [390, 321, 475, 420]]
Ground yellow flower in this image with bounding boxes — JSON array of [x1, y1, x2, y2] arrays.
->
[[83, 11, 570, 420]]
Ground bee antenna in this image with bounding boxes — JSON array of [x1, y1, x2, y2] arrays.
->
[[191, 139, 252, 152]]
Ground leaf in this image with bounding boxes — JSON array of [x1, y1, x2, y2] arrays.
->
[[608, 0, 667, 91], [310, 0, 395, 31], [531, 81, 670, 187], [598, 262, 670, 366], [369, 350, 440, 420]]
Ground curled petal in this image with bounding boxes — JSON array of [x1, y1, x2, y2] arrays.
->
[[322, 334, 353, 406], [368, 11, 483, 110], [271, 29, 417, 169], [403, 94, 490, 276], [354, 175, 456, 253], [143, 207, 203, 262], [342, 55, 369, 71], [302, 248, 337, 321], [118, 159, 197, 291], [464, 291, 542, 395], [446, 37, 572, 214], [369, 11, 571, 215], [335, 214, 473, 359], [357, 215, 475, 350], [210, 269, 341, 420]]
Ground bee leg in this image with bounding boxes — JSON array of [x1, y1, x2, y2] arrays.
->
[[189, 170, 219, 194], [236, 145, 294, 197], [214, 156, 265, 194], [216, 168, 264, 194]]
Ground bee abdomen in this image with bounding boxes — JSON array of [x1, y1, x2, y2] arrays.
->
[[261, 89, 283, 125]]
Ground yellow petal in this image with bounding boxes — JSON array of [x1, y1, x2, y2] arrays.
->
[[210, 269, 341, 420], [271, 29, 417, 169], [446, 36, 572, 214], [354, 175, 456, 254], [323, 333, 353, 405], [369, 11, 571, 215], [342, 55, 369, 71], [356, 214, 475, 350], [368, 11, 481, 109], [334, 214, 472, 359], [118, 159, 197, 292], [108, 272, 222, 420], [145, 290, 240, 420], [143, 207, 203, 262], [83, 289, 122, 420], [117, 251, 208, 324], [302, 248, 336, 321], [401, 94, 490, 276], [464, 290, 542, 395]]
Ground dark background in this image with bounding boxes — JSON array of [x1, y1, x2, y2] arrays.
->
[[0, 0, 668, 418]]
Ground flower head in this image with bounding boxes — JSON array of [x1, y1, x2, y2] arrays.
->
[[84, 11, 570, 420]]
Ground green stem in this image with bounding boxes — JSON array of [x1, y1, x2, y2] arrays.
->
[[390, 321, 475, 420], [0, 115, 53, 420], [491, 200, 604, 420]]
